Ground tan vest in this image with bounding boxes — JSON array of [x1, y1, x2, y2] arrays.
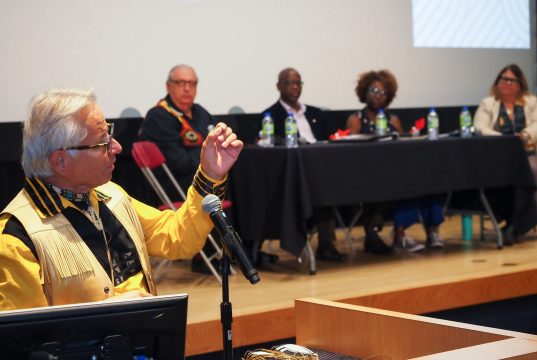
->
[[2, 182, 157, 306]]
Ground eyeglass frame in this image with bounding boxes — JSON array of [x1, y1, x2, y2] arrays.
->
[[368, 87, 387, 97], [168, 79, 198, 88], [63, 123, 115, 152], [498, 76, 520, 86]]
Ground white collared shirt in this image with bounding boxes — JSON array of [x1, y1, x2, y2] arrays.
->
[[279, 99, 317, 144]]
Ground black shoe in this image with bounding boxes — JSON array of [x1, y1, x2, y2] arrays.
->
[[255, 251, 279, 268], [316, 242, 345, 262], [363, 231, 392, 255], [191, 257, 220, 275]]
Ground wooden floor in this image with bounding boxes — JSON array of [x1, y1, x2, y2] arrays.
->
[[156, 215, 537, 356]]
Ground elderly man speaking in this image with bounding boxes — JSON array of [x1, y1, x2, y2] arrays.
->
[[0, 88, 243, 310]]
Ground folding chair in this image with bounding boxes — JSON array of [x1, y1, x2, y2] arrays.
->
[[333, 205, 363, 256], [298, 205, 362, 275], [131, 141, 235, 283]]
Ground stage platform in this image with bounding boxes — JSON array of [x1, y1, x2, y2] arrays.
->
[[156, 215, 537, 356]]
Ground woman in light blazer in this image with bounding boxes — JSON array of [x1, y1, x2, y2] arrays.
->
[[474, 63, 537, 149], [474, 63, 537, 245]]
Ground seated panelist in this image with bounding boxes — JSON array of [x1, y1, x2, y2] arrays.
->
[[139, 64, 220, 275], [474, 63, 537, 244], [258, 67, 344, 263], [347, 70, 444, 254], [474, 63, 537, 152], [260, 67, 327, 145]]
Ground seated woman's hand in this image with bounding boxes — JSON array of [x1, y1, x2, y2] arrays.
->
[[518, 131, 536, 151]]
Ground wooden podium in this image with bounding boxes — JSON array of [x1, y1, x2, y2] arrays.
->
[[295, 298, 537, 359]]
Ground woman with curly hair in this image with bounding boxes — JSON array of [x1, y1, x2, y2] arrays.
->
[[347, 69, 444, 254], [347, 69, 402, 135]]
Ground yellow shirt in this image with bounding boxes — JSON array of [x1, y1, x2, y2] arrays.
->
[[0, 167, 225, 310]]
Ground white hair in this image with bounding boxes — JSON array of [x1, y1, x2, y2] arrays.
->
[[167, 64, 197, 82], [21, 88, 96, 178]]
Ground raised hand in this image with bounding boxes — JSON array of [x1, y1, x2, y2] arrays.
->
[[200, 122, 243, 180]]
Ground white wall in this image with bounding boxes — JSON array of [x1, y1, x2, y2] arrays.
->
[[0, 0, 534, 122]]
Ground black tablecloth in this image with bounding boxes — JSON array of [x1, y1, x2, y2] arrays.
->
[[229, 136, 537, 257]]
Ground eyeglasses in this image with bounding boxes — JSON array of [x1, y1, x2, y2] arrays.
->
[[368, 87, 387, 97], [282, 80, 303, 87], [499, 76, 519, 86], [168, 79, 198, 88], [64, 123, 114, 153]]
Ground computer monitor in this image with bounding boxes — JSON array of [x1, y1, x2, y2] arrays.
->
[[0, 293, 188, 360]]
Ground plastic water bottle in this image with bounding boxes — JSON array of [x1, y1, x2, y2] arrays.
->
[[285, 112, 298, 148], [375, 109, 387, 136], [261, 112, 275, 147], [459, 106, 472, 138], [427, 108, 439, 140]]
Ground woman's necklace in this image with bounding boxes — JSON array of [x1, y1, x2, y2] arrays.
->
[[503, 100, 515, 116]]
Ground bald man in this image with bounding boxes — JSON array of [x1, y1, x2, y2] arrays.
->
[[261, 68, 327, 144], [260, 68, 343, 262]]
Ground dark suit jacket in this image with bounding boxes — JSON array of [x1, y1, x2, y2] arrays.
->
[[261, 101, 328, 144]]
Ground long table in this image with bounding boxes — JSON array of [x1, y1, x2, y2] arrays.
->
[[229, 136, 537, 260]]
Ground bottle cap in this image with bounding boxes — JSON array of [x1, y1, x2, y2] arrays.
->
[[264, 112, 272, 117]]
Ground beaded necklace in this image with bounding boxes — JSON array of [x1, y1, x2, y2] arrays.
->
[[47, 184, 103, 231]]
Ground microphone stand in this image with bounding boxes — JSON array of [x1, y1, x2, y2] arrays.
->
[[220, 254, 233, 360], [201, 194, 260, 360]]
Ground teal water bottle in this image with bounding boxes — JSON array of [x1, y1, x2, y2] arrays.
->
[[461, 214, 473, 241]]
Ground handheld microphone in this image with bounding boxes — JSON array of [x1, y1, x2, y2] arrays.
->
[[202, 194, 260, 284]]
